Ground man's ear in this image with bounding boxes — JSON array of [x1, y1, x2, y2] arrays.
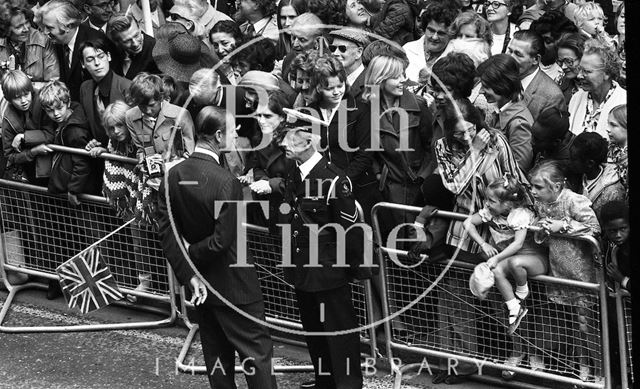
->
[[355, 46, 363, 60]]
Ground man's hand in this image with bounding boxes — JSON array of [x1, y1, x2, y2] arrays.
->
[[11, 134, 25, 151], [189, 276, 207, 306]]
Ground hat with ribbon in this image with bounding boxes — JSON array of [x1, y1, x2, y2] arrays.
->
[[152, 33, 215, 83]]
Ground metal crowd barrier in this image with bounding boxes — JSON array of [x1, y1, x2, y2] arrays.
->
[[612, 244, 633, 389], [0, 178, 178, 332], [371, 202, 613, 389]]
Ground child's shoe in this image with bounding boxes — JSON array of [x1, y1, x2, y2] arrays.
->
[[501, 354, 524, 380], [506, 301, 528, 335], [529, 355, 545, 371], [126, 274, 151, 303]]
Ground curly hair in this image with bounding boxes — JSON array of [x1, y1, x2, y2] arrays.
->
[[307, 0, 348, 27], [583, 38, 621, 80], [310, 55, 348, 104], [420, 2, 459, 31], [209, 20, 244, 46], [0, 5, 34, 39], [252, 0, 278, 17], [432, 52, 476, 99], [530, 10, 579, 41], [449, 11, 493, 46], [486, 173, 528, 206], [556, 32, 587, 58]]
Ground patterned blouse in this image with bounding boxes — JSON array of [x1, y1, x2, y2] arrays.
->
[[581, 81, 619, 134], [479, 206, 538, 251]]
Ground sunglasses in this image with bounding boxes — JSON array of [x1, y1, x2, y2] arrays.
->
[[329, 44, 354, 53]]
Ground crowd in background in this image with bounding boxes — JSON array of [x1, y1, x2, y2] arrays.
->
[[0, 0, 630, 385]]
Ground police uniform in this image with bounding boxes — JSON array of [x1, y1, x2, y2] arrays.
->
[[282, 153, 370, 389]]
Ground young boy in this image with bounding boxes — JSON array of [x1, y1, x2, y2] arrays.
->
[[601, 200, 630, 292], [569, 132, 626, 220], [1, 70, 55, 186], [39, 80, 98, 205]]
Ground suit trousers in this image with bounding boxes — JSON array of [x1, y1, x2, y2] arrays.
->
[[295, 285, 363, 389], [195, 299, 277, 389]]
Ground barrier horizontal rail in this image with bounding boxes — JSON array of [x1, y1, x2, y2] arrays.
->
[[0, 178, 177, 332], [371, 202, 611, 389]]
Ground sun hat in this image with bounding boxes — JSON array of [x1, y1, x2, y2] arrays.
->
[[469, 262, 495, 300], [152, 33, 215, 83]]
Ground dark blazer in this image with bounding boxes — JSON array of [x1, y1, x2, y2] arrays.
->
[[524, 69, 567, 121], [281, 155, 372, 292], [113, 33, 161, 79], [54, 25, 107, 101], [348, 69, 366, 102], [157, 151, 264, 306], [79, 72, 132, 145]]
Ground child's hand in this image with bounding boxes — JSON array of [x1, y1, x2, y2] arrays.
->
[[89, 147, 107, 157], [250, 180, 272, 195], [30, 144, 53, 156], [486, 256, 498, 269], [481, 242, 499, 258], [238, 174, 253, 185], [606, 263, 625, 284], [11, 134, 25, 151], [85, 139, 102, 151], [67, 192, 80, 207], [540, 219, 566, 233]]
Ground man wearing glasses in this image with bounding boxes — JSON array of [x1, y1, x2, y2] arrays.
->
[[328, 28, 369, 100], [82, 0, 115, 34]]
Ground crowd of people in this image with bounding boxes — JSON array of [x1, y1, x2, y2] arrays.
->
[[0, 0, 630, 388]]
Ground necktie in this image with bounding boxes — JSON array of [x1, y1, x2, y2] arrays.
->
[[123, 55, 132, 75], [63, 45, 71, 69], [94, 86, 106, 119], [245, 23, 255, 38]]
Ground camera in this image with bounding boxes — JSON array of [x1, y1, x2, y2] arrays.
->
[[145, 154, 163, 178]]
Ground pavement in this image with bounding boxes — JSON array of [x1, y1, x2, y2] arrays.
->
[[0, 285, 503, 389]]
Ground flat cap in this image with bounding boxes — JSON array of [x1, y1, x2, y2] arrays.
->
[[329, 28, 369, 47]]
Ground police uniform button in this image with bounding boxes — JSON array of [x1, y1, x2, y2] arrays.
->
[[293, 231, 298, 237], [312, 209, 316, 213], [296, 248, 300, 253], [294, 214, 299, 219]]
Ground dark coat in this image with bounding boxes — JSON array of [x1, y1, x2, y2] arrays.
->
[[54, 25, 108, 101], [2, 95, 55, 182], [48, 102, 97, 195], [371, 89, 434, 187], [281, 156, 372, 292], [348, 69, 366, 102], [112, 33, 161, 79], [307, 97, 380, 221], [157, 151, 264, 306], [79, 72, 132, 145], [371, 0, 418, 46]]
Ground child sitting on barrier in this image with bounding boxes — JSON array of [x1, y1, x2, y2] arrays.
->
[[529, 159, 602, 382], [1, 70, 54, 186], [463, 174, 548, 335], [39, 80, 97, 204]]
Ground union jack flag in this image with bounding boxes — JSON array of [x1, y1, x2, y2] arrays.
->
[[56, 247, 123, 314]]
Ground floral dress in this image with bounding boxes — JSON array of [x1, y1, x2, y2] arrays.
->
[[533, 189, 601, 307], [479, 206, 546, 258]]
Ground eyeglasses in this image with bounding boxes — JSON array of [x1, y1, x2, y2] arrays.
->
[[484, 1, 507, 9], [555, 57, 578, 68], [91, 1, 114, 9], [329, 44, 355, 53]]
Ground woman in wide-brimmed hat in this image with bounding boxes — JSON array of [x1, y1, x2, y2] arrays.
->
[[152, 27, 215, 83]]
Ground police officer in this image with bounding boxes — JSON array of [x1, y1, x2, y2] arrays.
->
[[279, 125, 372, 389]]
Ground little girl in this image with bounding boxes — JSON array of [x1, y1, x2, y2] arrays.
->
[[606, 104, 627, 198], [464, 174, 547, 335], [529, 160, 601, 381]]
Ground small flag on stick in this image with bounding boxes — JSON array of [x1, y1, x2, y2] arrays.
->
[[56, 247, 123, 314]]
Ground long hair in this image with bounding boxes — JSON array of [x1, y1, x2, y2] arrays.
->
[[276, 0, 308, 57], [362, 55, 407, 102]]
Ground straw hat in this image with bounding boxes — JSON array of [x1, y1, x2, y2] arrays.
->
[[469, 262, 495, 300], [152, 33, 215, 83]]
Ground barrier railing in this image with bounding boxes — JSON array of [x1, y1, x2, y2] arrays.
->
[[371, 202, 612, 389], [612, 244, 632, 389], [0, 178, 178, 332]]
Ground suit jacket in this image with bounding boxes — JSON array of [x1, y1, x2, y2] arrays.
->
[[491, 100, 534, 173], [54, 25, 108, 101], [113, 33, 160, 79], [79, 72, 132, 145], [348, 69, 366, 102], [126, 102, 195, 160], [129, 3, 165, 34], [157, 152, 263, 305], [281, 155, 371, 292], [523, 69, 567, 121]]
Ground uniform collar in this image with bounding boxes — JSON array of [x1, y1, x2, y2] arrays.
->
[[298, 151, 323, 180]]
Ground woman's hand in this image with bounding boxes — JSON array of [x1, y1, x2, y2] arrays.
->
[[540, 219, 566, 233], [481, 242, 499, 258], [250, 180, 272, 195], [30, 144, 53, 156], [238, 174, 253, 185], [11, 134, 25, 151], [471, 129, 490, 153]]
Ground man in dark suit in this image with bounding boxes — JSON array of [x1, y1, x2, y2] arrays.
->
[[279, 126, 372, 389], [507, 30, 567, 121], [38, 0, 110, 101], [106, 13, 161, 80], [328, 28, 368, 101], [79, 38, 131, 147], [158, 106, 277, 389]]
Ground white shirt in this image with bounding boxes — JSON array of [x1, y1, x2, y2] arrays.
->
[[251, 15, 279, 43], [67, 27, 79, 66], [347, 64, 364, 87], [194, 146, 220, 164], [498, 100, 513, 114], [521, 68, 539, 93], [298, 151, 323, 180], [88, 20, 107, 34]]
